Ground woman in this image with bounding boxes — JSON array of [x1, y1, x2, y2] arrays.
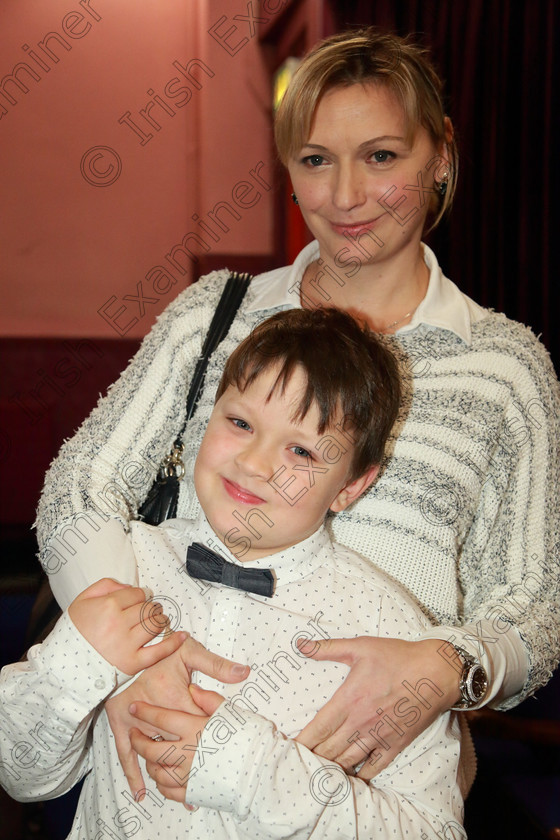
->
[[36, 28, 559, 787]]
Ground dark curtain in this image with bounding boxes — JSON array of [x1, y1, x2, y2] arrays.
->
[[332, 0, 558, 370]]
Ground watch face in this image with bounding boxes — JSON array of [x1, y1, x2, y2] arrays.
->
[[468, 666, 488, 701]]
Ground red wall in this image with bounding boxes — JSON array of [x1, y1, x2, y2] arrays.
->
[[0, 0, 275, 339]]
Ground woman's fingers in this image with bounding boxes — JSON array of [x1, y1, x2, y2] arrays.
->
[[105, 697, 146, 797], [187, 684, 224, 717], [295, 636, 458, 780], [129, 701, 197, 732], [180, 635, 249, 684], [135, 630, 188, 669]]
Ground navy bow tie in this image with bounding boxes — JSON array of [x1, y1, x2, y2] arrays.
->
[[186, 542, 275, 597]]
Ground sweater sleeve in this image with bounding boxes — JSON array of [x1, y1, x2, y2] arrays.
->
[[457, 323, 560, 707], [185, 703, 464, 840], [0, 613, 118, 801], [34, 271, 230, 608]]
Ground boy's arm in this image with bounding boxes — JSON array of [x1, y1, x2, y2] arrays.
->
[[0, 580, 184, 802], [0, 611, 116, 801], [131, 686, 464, 840]]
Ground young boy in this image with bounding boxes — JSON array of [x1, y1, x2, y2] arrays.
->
[[0, 309, 465, 839]]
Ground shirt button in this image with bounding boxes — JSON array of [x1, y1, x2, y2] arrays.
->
[[94, 678, 106, 690]]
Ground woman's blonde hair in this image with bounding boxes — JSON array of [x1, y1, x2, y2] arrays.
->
[[274, 28, 458, 229]]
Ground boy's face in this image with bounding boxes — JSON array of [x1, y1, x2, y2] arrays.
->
[[194, 365, 378, 562]]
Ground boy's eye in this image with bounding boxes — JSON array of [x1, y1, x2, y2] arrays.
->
[[291, 445, 312, 458], [231, 418, 251, 431], [371, 149, 395, 164], [302, 154, 325, 167]]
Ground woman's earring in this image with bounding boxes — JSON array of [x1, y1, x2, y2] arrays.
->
[[291, 193, 299, 205], [438, 172, 449, 197]]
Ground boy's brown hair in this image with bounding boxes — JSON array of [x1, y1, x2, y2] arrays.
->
[[215, 308, 401, 481]]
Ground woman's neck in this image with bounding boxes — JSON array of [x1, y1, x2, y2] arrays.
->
[[300, 243, 430, 334]]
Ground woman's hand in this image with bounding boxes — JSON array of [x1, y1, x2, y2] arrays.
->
[[129, 685, 224, 806], [295, 636, 461, 779], [105, 636, 249, 798]]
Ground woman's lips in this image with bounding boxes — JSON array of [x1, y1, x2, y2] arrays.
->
[[330, 217, 381, 236], [221, 477, 266, 505]]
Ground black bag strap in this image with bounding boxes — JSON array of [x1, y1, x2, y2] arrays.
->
[[175, 270, 252, 444], [27, 272, 253, 648]]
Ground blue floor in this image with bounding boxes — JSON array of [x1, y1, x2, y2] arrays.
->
[[0, 593, 36, 664], [0, 590, 81, 839]]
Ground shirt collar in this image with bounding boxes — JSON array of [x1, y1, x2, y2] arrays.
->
[[246, 240, 486, 345], [160, 512, 333, 590], [246, 240, 316, 314]]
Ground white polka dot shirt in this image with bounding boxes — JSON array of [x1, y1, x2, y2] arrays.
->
[[0, 516, 464, 838]]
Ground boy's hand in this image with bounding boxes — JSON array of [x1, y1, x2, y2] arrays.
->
[[129, 685, 224, 805], [105, 636, 249, 799], [68, 578, 186, 675], [295, 636, 460, 779]]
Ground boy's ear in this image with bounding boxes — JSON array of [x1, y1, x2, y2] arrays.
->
[[329, 464, 380, 513]]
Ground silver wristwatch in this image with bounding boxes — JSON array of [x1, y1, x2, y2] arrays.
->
[[450, 645, 488, 710]]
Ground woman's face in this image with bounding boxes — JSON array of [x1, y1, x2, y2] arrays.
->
[[288, 83, 443, 272]]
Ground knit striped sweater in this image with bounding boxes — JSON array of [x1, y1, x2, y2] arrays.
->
[[36, 258, 560, 709]]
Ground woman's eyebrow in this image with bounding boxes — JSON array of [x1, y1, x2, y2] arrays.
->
[[300, 143, 329, 151], [357, 135, 406, 148], [301, 135, 406, 152]]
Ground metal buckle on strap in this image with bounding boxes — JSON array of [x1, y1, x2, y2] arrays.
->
[[158, 444, 185, 481]]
